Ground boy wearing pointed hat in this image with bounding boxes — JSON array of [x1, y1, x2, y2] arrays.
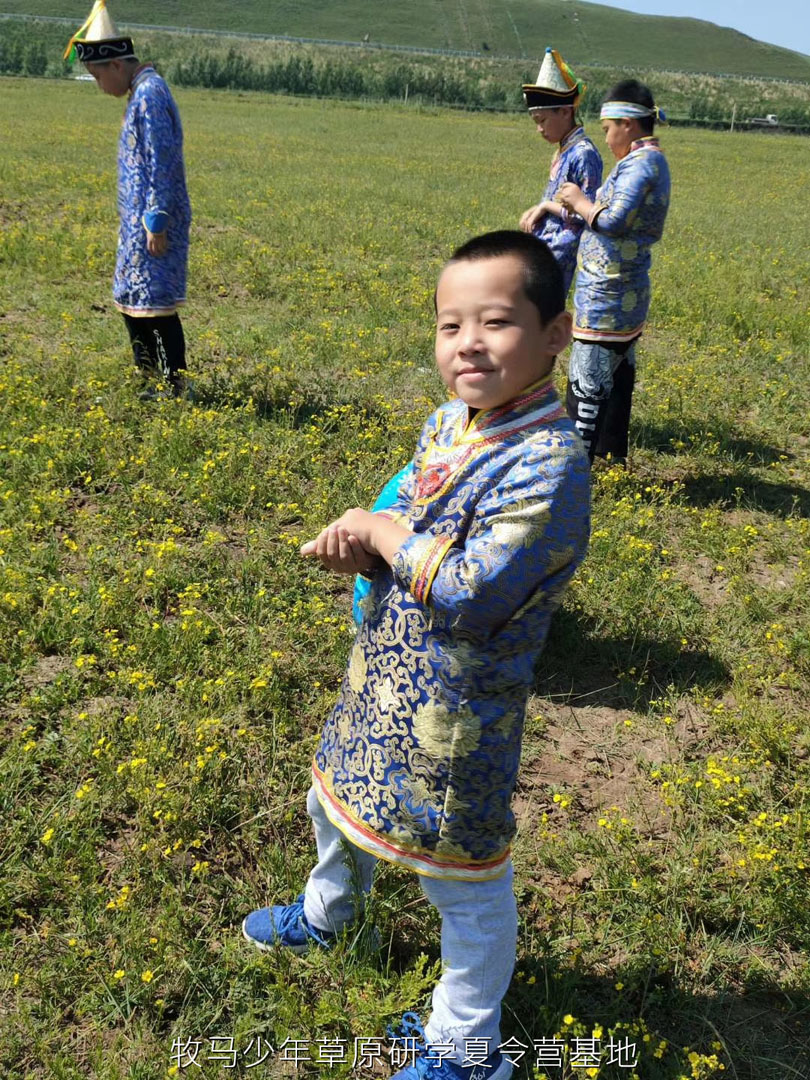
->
[[557, 79, 671, 464], [65, 1, 192, 398], [518, 48, 602, 296]]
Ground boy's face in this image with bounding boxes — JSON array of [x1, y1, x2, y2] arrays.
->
[[531, 107, 575, 144], [435, 254, 571, 412], [600, 117, 640, 160], [85, 59, 132, 97]]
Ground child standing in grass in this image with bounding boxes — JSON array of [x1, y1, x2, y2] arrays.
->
[[518, 47, 603, 296], [558, 79, 671, 464], [243, 231, 590, 1080], [353, 49, 599, 628], [65, 1, 192, 400], [354, 48, 596, 626]]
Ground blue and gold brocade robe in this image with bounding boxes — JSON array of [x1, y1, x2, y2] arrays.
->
[[534, 126, 603, 295], [312, 377, 590, 880], [114, 66, 191, 316], [573, 137, 670, 343]]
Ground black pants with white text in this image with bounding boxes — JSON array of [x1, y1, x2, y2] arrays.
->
[[122, 312, 186, 389], [566, 337, 638, 462]]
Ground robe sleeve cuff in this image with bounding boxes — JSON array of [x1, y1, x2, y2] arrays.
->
[[392, 532, 454, 605], [143, 210, 170, 233], [586, 202, 608, 229]]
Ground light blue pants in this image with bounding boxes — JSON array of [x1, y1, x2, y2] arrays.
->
[[303, 787, 517, 1067]]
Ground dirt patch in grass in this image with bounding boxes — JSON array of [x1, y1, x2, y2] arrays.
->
[[96, 825, 143, 876], [677, 553, 731, 609], [79, 695, 133, 718], [749, 552, 801, 591], [676, 547, 800, 609], [21, 654, 74, 691], [515, 695, 713, 837]]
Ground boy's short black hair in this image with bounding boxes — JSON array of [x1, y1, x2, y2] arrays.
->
[[604, 79, 656, 135], [447, 230, 565, 326]]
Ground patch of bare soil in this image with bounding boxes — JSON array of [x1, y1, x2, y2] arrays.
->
[[515, 694, 713, 840], [95, 826, 142, 876], [723, 508, 763, 527], [677, 553, 731, 609], [21, 655, 73, 691], [76, 695, 132, 720], [749, 553, 800, 591]]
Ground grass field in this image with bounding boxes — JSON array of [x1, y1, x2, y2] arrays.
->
[[4, 0, 810, 78], [1, 77, 809, 1080]]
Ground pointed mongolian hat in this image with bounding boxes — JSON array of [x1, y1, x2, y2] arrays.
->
[[523, 47, 585, 111], [64, 0, 135, 64]]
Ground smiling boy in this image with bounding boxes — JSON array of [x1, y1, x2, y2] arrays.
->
[[243, 232, 590, 1079]]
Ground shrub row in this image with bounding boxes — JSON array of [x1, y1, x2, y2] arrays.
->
[[2, 22, 810, 127]]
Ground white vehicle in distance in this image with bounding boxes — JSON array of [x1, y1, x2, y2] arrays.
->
[[748, 113, 779, 127]]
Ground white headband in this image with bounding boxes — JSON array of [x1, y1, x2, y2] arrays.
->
[[601, 101, 665, 122]]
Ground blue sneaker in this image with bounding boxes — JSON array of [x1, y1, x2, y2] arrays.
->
[[241, 894, 335, 954], [388, 1014, 513, 1080]]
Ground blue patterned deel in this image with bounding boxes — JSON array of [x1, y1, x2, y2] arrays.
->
[[573, 137, 671, 342], [533, 126, 603, 295], [353, 463, 415, 627], [313, 376, 591, 881], [114, 66, 191, 315]]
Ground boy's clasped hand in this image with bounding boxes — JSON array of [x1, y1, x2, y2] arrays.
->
[[300, 510, 380, 575], [301, 509, 410, 575]]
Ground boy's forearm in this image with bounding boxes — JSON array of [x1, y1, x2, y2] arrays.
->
[[369, 514, 412, 566], [558, 183, 589, 217], [569, 191, 594, 219]]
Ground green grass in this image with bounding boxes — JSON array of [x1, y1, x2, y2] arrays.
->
[[5, 0, 810, 78], [1, 77, 809, 1080]]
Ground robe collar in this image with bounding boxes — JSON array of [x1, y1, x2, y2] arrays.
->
[[552, 125, 587, 167], [629, 135, 662, 154], [560, 125, 586, 152], [129, 63, 156, 96], [460, 373, 565, 442]]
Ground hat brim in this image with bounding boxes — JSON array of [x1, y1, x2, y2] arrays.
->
[[76, 37, 135, 63], [522, 86, 578, 110]]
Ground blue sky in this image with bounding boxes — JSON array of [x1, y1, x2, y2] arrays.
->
[[596, 0, 810, 56]]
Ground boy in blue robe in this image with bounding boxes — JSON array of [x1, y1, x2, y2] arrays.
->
[[519, 48, 603, 296], [243, 232, 591, 1080], [558, 80, 671, 463], [355, 49, 598, 622], [65, 1, 192, 398]]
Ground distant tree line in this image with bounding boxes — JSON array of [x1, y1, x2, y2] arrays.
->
[[167, 50, 635, 118], [2, 21, 810, 129], [0, 33, 50, 76], [688, 94, 810, 125], [168, 49, 525, 109]]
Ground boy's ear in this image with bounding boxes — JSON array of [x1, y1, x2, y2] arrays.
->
[[546, 310, 573, 356]]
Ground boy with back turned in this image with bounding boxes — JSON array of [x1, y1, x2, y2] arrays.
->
[[243, 232, 591, 1079]]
